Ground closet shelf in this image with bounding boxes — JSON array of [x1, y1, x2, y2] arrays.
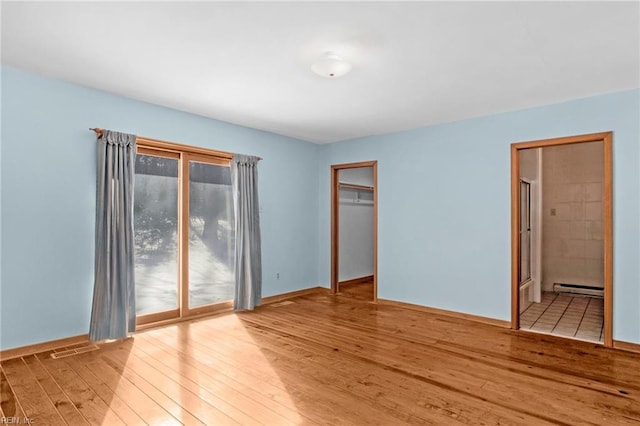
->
[[338, 182, 374, 191]]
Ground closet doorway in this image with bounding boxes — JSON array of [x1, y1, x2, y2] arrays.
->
[[511, 132, 613, 347], [331, 161, 378, 302]]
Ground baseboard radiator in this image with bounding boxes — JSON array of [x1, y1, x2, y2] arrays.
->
[[553, 283, 604, 297]]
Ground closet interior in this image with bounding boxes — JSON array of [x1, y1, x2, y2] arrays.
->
[[337, 167, 375, 301]]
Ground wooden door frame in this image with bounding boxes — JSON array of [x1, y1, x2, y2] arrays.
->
[[331, 161, 378, 302], [510, 131, 613, 347]]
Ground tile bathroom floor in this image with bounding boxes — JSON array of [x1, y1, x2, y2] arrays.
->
[[520, 292, 604, 343]]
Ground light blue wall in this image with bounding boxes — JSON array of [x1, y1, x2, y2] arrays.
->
[[0, 67, 319, 350], [318, 89, 640, 344], [2, 66, 639, 350]]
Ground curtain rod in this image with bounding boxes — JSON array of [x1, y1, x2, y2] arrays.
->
[[90, 128, 262, 160], [90, 127, 104, 138]]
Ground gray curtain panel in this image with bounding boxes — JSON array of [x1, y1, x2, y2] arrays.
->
[[89, 130, 137, 341], [231, 154, 262, 310]]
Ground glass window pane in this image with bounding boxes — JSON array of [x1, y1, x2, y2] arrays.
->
[[134, 154, 179, 315], [189, 161, 235, 307]]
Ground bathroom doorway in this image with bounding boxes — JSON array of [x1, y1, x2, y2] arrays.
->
[[511, 132, 613, 346], [331, 161, 378, 302]]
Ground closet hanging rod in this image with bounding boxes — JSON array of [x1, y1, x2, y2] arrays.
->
[[338, 182, 374, 191], [340, 199, 374, 205]]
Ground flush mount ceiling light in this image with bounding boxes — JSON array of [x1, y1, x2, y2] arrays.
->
[[311, 52, 352, 78]]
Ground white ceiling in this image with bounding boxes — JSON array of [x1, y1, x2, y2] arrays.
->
[[2, 1, 639, 144]]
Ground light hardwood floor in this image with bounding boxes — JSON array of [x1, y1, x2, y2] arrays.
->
[[2, 286, 639, 425], [338, 280, 374, 301]]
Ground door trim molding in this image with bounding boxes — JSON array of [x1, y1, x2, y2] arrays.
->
[[331, 161, 378, 302], [510, 131, 613, 347]]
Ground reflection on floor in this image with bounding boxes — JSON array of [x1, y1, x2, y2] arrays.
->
[[520, 292, 604, 343]]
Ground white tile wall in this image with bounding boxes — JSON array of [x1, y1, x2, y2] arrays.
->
[[541, 142, 604, 291]]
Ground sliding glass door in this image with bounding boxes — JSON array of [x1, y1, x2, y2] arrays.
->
[[134, 150, 180, 322], [185, 156, 235, 315], [134, 147, 234, 326]]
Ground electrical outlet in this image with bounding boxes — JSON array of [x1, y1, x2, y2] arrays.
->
[[276, 273, 280, 279], [550, 208, 556, 216]]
